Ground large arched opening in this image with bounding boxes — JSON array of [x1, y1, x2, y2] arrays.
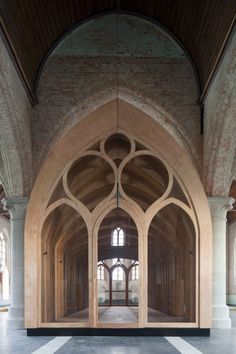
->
[[25, 99, 212, 332]]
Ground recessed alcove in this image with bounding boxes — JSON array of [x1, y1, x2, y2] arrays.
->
[[148, 204, 195, 323], [41, 204, 89, 323]]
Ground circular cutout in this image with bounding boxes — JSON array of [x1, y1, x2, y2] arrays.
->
[[105, 133, 131, 166]]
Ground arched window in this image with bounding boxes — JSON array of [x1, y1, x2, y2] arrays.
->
[[0, 232, 6, 271], [112, 227, 124, 246], [97, 264, 105, 280], [131, 265, 139, 280], [112, 266, 124, 280]]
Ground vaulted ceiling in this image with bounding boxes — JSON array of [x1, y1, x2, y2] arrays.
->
[[0, 0, 235, 104]]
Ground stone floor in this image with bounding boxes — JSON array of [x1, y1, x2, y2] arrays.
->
[[1, 310, 236, 353], [62, 306, 183, 323], [98, 306, 138, 322]]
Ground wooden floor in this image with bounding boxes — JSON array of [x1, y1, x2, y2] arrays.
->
[[148, 308, 183, 322], [61, 308, 89, 322]]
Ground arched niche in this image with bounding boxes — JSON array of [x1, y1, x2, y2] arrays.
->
[[98, 208, 138, 262], [97, 207, 139, 324], [25, 99, 212, 329], [41, 203, 89, 323], [148, 203, 196, 323]]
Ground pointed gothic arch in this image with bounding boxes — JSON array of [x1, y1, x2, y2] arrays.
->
[[25, 99, 212, 330]]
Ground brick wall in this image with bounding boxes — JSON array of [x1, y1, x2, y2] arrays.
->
[[0, 35, 32, 197], [33, 55, 201, 177]]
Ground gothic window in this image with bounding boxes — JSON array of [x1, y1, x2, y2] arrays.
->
[[97, 264, 105, 280], [112, 227, 124, 246], [131, 264, 139, 280], [112, 266, 124, 280]]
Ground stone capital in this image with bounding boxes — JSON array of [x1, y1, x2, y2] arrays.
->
[[208, 196, 235, 220], [1, 197, 28, 221]]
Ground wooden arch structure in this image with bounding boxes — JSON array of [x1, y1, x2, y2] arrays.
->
[[25, 99, 212, 332]]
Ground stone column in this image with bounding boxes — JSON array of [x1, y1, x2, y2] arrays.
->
[[2, 197, 28, 328], [208, 196, 234, 329]]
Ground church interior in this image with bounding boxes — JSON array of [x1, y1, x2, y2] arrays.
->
[[0, 1, 236, 353]]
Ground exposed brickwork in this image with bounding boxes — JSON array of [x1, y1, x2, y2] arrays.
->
[[33, 55, 201, 177], [0, 35, 32, 197], [204, 30, 236, 196], [1, 13, 236, 199]]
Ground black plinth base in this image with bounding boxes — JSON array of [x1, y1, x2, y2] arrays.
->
[[27, 327, 210, 337]]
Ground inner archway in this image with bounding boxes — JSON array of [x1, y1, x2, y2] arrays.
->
[[97, 208, 139, 324], [148, 204, 196, 323]]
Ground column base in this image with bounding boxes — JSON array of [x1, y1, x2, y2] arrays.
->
[[7, 307, 25, 329], [212, 305, 231, 329]]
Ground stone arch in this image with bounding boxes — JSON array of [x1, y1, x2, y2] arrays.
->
[[33, 13, 201, 177], [34, 12, 200, 95], [34, 88, 201, 176]]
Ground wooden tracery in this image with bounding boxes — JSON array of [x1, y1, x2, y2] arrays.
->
[[41, 131, 197, 327]]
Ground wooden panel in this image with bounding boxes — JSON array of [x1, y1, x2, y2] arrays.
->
[[0, 0, 235, 101]]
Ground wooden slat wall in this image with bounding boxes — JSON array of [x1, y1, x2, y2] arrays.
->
[[0, 0, 235, 100]]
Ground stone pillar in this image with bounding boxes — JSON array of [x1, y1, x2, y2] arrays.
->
[[208, 196, 234, 329], [2, 197, 28, 328]]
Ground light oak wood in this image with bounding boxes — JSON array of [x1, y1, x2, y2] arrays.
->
[[25, 99, 212, 329]]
